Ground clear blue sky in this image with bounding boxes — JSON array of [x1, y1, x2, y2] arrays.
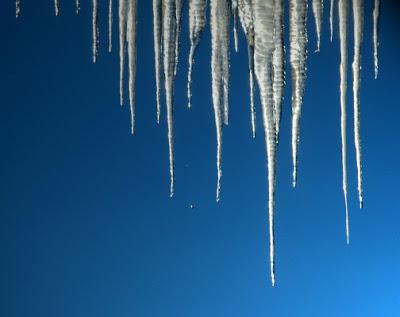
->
[[1, 1, 400, 316]]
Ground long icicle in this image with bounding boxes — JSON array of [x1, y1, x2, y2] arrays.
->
[[210, 0, 223, 201], [338, 0, 349, 244], [54, 0, 60, 16], [252, 0, 277, 287], [272, 0, 285, 140], [373, 0, 380, 79], [210, 0, 230, 201], [352, 0, 364, 209], [289, 0, 308, 187], [163, 0, 177, 197], [16, 0, 20, 18], [312, 0, 323, 51], [153, 0, 162, 123], [127, 0, 137, 134], [119, 0, 128, 105], [187, 0, 208, 108], [92, 0, 99, 63], [330, 0, 334, 41], [109, 0, 113, 53]]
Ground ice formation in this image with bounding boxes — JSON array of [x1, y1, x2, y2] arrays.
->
[[55, 0, 60, 16], [15, 0, 20, 18], [352, 0, 364, 209], [252, 0, 276, 286], [329, 0, 334, 41], [163, 0, 178, 197], [92, 0, 99, 63], [289, 0, 308, 187], [373, 0, 380, 79], [210, 0, 230, 201], [187, 0, 208, 109], [312, 0, 323, 51], [339, 0, 349, 244], [14, 0, 382, 286], [109, 0, 114, 53], [153, 0, 162, 123]]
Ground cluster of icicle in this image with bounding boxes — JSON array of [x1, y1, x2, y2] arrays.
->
[[15, 0, 381, 286]]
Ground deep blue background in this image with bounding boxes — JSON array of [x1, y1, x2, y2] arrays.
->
[[1, 1, 399, 316]]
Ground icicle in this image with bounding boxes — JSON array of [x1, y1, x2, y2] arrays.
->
[[238, 0, 256, 137], [272, 0, 285, 140], [338, 0, 349, 244], [289, 0, 308, 187], [187, 0, 208, 108], [220, 1, 230, 126], [54, 0, 59, 16], [232, 0, 239, 52], [16, 0, 20, 18], [163, 0, 177, 197], [76, 0, 80, 15], [248, 44, 256, 138], [92, 0, 99, 63], [210, 0, 230, 201], [330, 0, 334, 41], [127, 0, 137, 134], [352, 0, 364, 209], [373, 0, 380, 79], [252, 0, 277, 287], [174, 0, 184, 76], [109, 0, 113, 53], [153, 0, 163, 122], [238, 0, 254, 42], [119, 0, 128, 106], [312, 0, 323, 51]]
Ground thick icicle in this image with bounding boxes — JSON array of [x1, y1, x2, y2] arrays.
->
[[338, 0, 349, 244], [76, 0, 80, 15], [252, 0, 277, 287], [232, 0, 239, 52], [54, 0, 59, 16], [238, 0, 256, 137], [127, 0, 137, 134], [373, 0, 380, 79], [289, 0, 308, 187], [163, 0, 177, 197], [352, 0, 364, 209], [92, 0, 99, 63], [210, 0, 230, 201], [119, 0, 128, 105], [330, 0, 334, 41], [312, 0, 323, 51], [16, 0, 20, 18], [272, 0, 285, 140], [109, 0, 113, 53], [187, 0, 208, 108], [153, 0, 162, 122], [174, 0, 184, 76]]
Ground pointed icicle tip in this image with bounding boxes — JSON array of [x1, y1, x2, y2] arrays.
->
[[54, 0, 60, 16], [16, 0, 20, 18], [76, 0, 81, 15]]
